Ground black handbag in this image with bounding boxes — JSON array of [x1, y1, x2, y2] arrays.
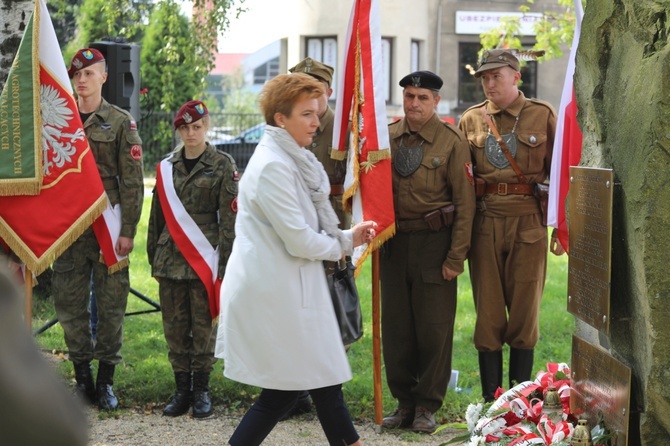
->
[[327, 257, 363, 345]]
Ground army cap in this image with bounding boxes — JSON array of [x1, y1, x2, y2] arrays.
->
[[399, 70, 443, 92], [68, 48, 106, 78], [289, 57, 334, 87], [474, 49, 520, 78], [173, 100, 208, 129]]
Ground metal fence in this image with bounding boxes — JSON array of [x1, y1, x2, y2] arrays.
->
[[137, 111, 264, 171]]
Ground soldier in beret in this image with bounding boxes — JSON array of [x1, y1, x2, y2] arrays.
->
[[458, 49, 563, 403], [283, 56, 352, 420], [52, 48, 144, 411], [380, 70, 476, 433], [147, 100, 238, 418]]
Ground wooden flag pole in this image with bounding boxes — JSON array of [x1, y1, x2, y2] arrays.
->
[[25, 267, 33, 332], [372, 249, 383, 432]]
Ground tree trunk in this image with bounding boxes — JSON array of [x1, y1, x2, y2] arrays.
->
[[0, 0, 34, 90], [576, 0, 670, 444]]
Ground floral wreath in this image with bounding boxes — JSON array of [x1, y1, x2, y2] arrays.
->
[[441, 363, 613, 446]]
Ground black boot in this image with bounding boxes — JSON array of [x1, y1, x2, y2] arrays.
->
[[509, 348, 534, 388], [73, 361, 96, 405], [163, 372, 192, 417], [478, 351, 503, 403], [192, 371, 213, 418], [96, 362, 119, 411]]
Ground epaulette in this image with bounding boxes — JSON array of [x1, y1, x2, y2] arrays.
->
[[439, 119, 467, 141], [216, 149, 238, 166], [462, 100, 488, 116], [528, 98, 557, 115]]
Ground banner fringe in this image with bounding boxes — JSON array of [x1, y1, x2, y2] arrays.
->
[[330, 149, 347, 161], [0, 182, 42, 196], [353, 223, 396, 278], [365, 149, 390, 163], [0, 194, 107, 276]]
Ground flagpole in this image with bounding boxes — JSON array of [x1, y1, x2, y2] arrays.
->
[[25, 267, 33, 332], [372, 249, 383, 431]]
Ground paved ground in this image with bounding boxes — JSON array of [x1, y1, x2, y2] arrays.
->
[[87, 408, 465, 445]]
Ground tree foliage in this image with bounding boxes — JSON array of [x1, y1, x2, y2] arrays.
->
[[480, 0, 586, 62], [221, 67, 259, 115]]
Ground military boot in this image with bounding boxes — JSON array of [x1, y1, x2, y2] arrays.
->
[[163, 372, 192, 417], [478, 351, 503, 402], [509, 348, 534, 388], [96, 362, 119, 411], [192, 371, 213, 418], [73, 361, 96, 405]]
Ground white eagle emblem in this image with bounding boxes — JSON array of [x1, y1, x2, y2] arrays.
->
[[40, 84, 85, 176]]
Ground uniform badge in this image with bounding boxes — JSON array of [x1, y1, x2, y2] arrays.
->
[[130, 144, 143, 161], [129, 120, 137, 131], [100, 123, 112, 130], [231, 196, 238, 213], [464, 162, 475, 186], [183, 112, 192, 123], [233, 170, 239, 182]]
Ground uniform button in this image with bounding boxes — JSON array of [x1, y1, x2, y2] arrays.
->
[[530, 135, 537, 144], [312, 143, 317, 148], [431, 157, 440, 167]]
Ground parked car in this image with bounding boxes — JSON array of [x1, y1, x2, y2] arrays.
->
[[213, 123, 265, 170]]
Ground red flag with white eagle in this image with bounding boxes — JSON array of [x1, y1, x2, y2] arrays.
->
[[548, 0, 584, 254], [0, 0, 106, 275], [333, 0, 395, 271]]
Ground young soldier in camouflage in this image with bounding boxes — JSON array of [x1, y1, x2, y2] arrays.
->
[[53, 48, 144, 411], [147, 100, 238, 418]]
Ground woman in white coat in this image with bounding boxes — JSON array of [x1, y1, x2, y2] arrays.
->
[[215, 73, 377, 446]]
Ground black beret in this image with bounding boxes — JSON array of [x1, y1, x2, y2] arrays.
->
[[398, 70, 443, 92]]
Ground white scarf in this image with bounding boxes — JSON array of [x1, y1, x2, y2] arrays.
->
[[265, 125, 347, 248]]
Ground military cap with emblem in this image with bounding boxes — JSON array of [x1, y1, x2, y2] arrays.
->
[[474, 48, 545, 78], [288, 57, 335, 87], [173, 100, 209, 129], [68, 48, 106, 78], [398, 70, 443, 92]]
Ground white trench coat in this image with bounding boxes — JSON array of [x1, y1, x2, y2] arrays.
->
[[215, 129, 354, 390]]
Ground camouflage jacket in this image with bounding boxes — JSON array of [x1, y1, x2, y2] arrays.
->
[[84, 98, 144, 238], [147, 143, 238, 280]]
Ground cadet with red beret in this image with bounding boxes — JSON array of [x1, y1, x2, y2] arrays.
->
[[52, 48, 144, 411], [147, 100, 238, 418]]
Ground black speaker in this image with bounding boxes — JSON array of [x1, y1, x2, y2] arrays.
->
[[89, 40, 141, 121]]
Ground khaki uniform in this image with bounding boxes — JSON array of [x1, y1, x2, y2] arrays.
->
[[380, 113, 476, 412], [459, 92, 556, 351], [147, 143, 238, 373], [307, 106, 351, 229], [53, 99, 144, 365]]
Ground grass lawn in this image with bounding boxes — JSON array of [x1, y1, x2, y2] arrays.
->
[[33, 196, 572, 427]]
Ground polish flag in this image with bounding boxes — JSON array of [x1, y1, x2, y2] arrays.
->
[[548, 0, 585, 254]]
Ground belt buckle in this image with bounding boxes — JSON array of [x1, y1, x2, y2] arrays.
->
[[497, 183, 508, 195]]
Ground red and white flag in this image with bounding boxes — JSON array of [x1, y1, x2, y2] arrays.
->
[[333, 0, 395, 270], [0, 0, 106, 275], [548, 0, 584, 254]]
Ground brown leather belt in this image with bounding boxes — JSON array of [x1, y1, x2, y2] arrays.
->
[[191, 213, 218, 225], [397, 205, 455, 232], [484, 182, 535, 196], [330, 184, 344, 196]]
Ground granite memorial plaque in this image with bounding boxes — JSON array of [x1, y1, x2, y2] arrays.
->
[[567, 167, 614, 333], [571, 335, 630, 445]]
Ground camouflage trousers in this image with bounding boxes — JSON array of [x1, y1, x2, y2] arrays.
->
[[52, 229, 129, 365], [158, 278, 217, 373]]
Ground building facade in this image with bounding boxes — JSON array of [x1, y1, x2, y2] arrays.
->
[[236, 0, 570, 120]]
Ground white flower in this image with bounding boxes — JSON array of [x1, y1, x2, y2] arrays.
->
[[466, 403, 484, 432], [467, 435, 486, 446], [480, 416, 507, 436]]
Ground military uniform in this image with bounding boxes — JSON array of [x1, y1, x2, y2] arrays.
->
[[459, 73, 556, 398], [52, 98, 143, 367], [147, 143, 238, 374], [381, 112, 476, 416]]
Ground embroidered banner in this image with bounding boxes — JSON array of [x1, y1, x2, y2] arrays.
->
[[333, 0, 395, 272], [0, 0, 106, 274]]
